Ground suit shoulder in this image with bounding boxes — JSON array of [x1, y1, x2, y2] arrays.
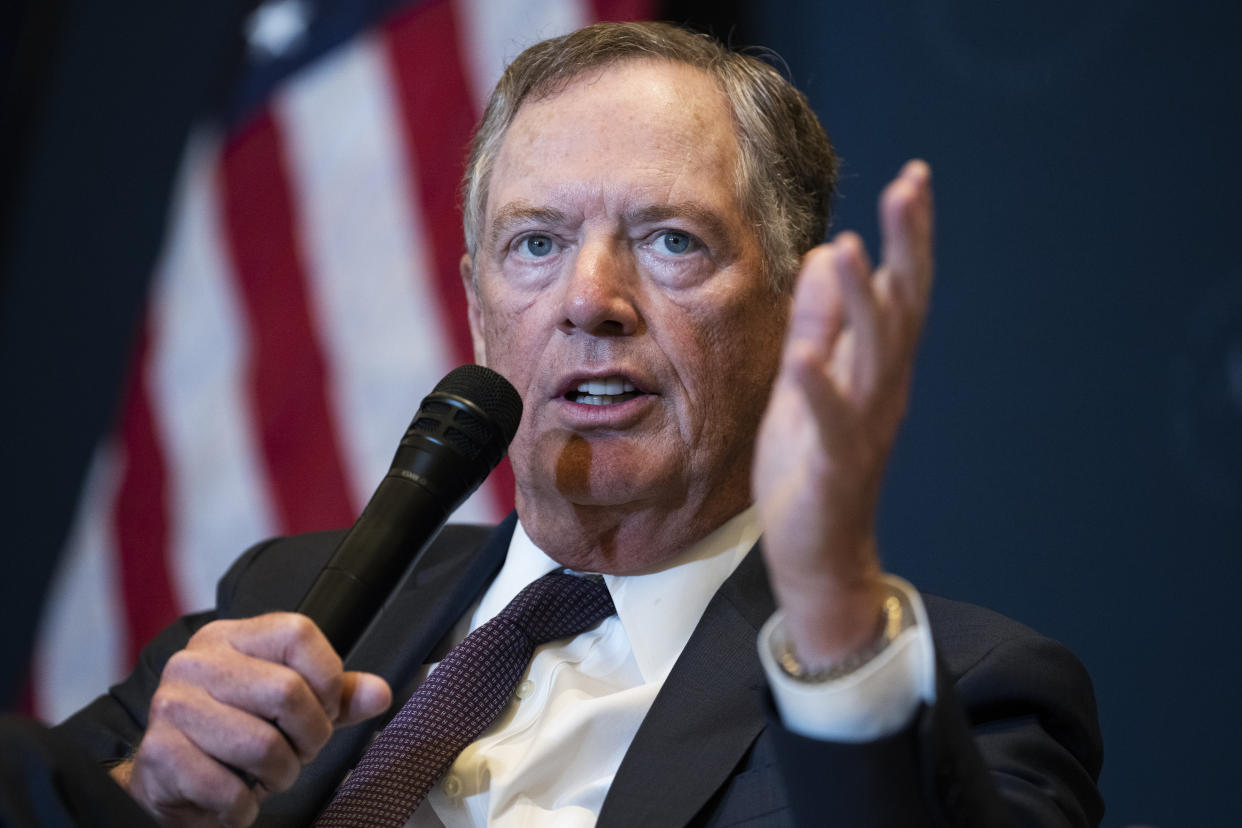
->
[[923, 594, 1104, 790], [215, 529, 346, 618], [922, 592, 1071, 678], [217, 524, 497, 619]]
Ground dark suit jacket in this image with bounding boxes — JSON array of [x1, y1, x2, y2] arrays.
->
[[58, 516, 1103, 827]]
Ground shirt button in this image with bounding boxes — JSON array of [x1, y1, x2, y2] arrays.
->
[[515, 679, 535, 700], [442, 774, 462, 798]]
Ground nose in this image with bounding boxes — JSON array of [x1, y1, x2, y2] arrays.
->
[[558, 239, 640, 336]]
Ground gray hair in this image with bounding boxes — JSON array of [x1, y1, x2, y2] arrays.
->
[[461, 21, 838, 293]]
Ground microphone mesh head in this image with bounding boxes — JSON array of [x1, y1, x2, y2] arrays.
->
[[433, 364, 523, 446]]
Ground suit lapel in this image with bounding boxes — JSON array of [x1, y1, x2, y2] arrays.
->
[[257, 516, 515, 827], [346, 515, 515, 688], [598, 544, 776, 828]]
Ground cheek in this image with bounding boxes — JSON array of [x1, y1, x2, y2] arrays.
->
[[678, 290, 784, 377], [478, 301, 534, 371], [475, 301, 553, 450], [687, 302, 784, 428]]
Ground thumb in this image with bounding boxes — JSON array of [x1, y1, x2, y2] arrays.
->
[[336, 672, 392, 726]]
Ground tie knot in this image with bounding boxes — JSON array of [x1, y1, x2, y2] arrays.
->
[[498, 570, 615, 645]]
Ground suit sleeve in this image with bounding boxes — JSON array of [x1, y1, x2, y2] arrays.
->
[[51, 537, 284, 762], [766, 624, 1104, 827]]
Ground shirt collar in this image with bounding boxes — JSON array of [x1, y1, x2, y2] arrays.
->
[[475, 507, 762, 683]]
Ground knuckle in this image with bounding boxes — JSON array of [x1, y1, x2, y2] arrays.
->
[[161, 648, 212, 682], [187, 618, 233, 647], [286, 715, 333, 765], [269, 758, 302, 793], [217, 785, 259, 828], [148, 687, 190, 724], [253, 727, 294, 773], [133, 729, 175, 768], [307, 717, 334, 756], [271, 669, 307, 708], [283, 612, 321, 646], [247, 731, 299, 793]]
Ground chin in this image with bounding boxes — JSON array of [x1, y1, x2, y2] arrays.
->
[[561, 450, 684, 507]]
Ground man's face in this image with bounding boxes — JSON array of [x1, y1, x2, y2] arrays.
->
[[464, 60, 787, 571]]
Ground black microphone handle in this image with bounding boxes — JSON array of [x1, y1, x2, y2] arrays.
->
[[294, 364, 522, 658], [296, 470, 454, 657]]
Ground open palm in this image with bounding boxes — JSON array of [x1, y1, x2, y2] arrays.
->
[[753, 160, 934, 663]]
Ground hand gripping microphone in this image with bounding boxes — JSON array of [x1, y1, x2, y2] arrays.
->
[[296, 365, 522, 656]]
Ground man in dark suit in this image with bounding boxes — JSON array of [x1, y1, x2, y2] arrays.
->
[[59, 21, 1102, 827]]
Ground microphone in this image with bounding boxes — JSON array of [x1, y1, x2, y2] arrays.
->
[[296, 365, 522, 656]]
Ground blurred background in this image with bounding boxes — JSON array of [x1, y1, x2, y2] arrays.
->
[[2, 1, 1239, 825]]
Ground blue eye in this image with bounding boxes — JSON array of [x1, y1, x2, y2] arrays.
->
[[519, 235, 555, 257], [658, 231, 694, 255]]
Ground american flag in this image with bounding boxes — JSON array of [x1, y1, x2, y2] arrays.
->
[[31, 0, 652, 723]]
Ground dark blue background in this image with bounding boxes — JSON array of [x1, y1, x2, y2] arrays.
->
[[4, 2, 1239, 824], [754, 2, 1242, 825]]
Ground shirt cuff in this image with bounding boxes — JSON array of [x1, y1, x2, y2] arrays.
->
[[757, 574, 937, 743]]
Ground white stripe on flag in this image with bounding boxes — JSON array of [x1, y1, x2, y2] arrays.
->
[[274, 33, 458, 512], [32, 443, 126, 723], [148, 134, 280, 613], [456, 0, 591, 110]]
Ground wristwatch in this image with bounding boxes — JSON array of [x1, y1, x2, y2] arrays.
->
[[775, 589, 914, 683]]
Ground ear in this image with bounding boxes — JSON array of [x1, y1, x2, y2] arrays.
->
[[460, 253, 487, 365]]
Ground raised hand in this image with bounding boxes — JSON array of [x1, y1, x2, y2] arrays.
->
[[110, 613, 391, 827], [753, 160, 934, 667]]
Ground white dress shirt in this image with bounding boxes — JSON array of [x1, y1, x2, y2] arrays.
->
[[406, 509, 935, 827]]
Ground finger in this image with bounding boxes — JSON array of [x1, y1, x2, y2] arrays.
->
[[192, 613, 345, 722], [784, 338, 847, 426], [161, 647, 334, 762], [782, 242, 865, 443], [336, 672, 393, 726], [786, 244, 846, 358], [149, 682, 303, 796], [879, 159, 934, 314], [830, 232, 882, 401], [131, 723, 260, 828]]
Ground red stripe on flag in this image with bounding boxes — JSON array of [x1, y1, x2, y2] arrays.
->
[[220, 111, 357, 534], [381, 0, 517, 512], [592, 0, 655, 22], [114, 329, 181, 664], [381, 0, 476, 369]]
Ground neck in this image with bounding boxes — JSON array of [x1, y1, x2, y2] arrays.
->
[[515, 487, 752, 575]]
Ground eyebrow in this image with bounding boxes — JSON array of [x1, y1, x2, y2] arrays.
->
[[487, 202, 569, 248], [628, 202, 740, 261]]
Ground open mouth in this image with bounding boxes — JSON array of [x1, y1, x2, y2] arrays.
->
[[565, 377, 642, 406]]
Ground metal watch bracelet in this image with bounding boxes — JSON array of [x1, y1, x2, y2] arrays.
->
[[775, 590, 914, 683]]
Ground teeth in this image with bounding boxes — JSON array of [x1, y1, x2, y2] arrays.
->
[[576, 377, 637, 395], [571, 376, 640, 406]]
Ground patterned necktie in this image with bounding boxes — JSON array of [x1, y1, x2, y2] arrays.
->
[[315, 570, 615, 827]]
